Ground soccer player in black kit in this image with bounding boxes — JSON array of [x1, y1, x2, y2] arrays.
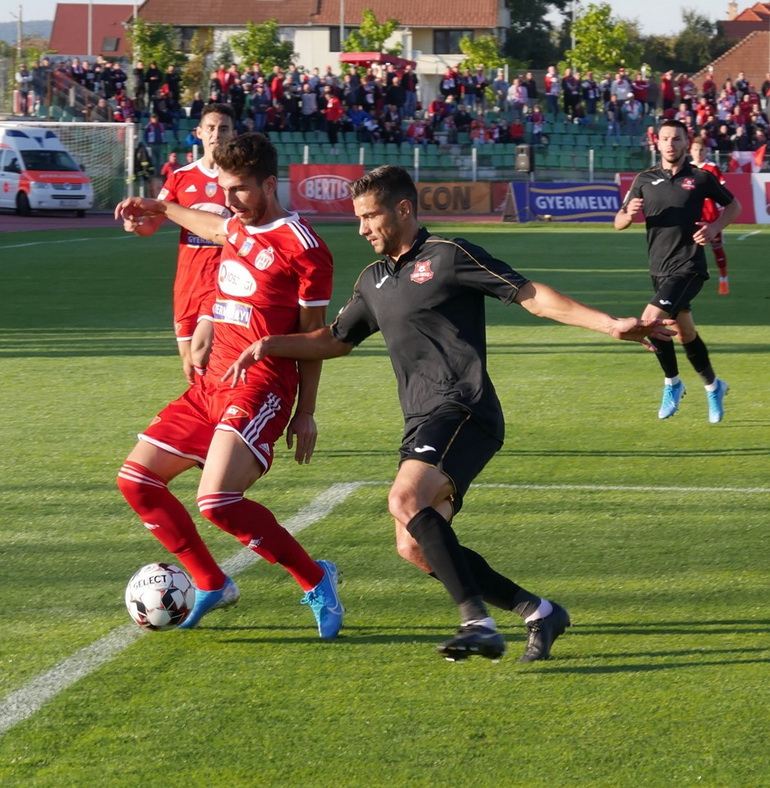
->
[[615, 120, 741, 423], [223, 166, 675, 663]]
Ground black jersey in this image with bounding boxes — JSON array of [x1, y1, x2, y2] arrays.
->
[[624, 161, 734, 276], [330, 227, 530, 440]]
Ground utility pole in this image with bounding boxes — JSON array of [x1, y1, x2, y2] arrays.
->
[[11, 4, 23, 59]]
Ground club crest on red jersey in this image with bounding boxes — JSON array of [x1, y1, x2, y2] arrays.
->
[[205, 182, 218, 198], [237, 237, 255, 257], [410, 260, 434, 284], [681, 178, 696, 190], [254, 246, 275, 270]]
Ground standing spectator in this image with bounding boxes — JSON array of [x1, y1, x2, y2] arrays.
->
[[529, 103, 545, 144], [624, 96, 643, 136], [678, 73, 696, 111], [507, 78, 527, 122], [661, 70, 676, 113], [631, 72, 648, 111], [160, 151, 181, 180], [439, 67, 458, 100], [544, 65, 560, 118], [472, 65, 488, 113], [646, 75, 660, 118], [761, 73, 770, 113], [402, 64, 418, 119], [146, 61, 162, 101], [229, 77, 246, 121], [582, 71, 599, 122], [734, 71, 748, 102], [300, 82, 318, 135], [385, 77, 406, 114], [270, 66, 285, 105], [523, 71, 538, 112], [144, 113, 167, 179], [702, 70, 717, 104], [165, 64, 181, 105], [249, 84, 271, 132], [31, 58, 50, 114], [605, 94, 621, 140], [321, 85, 344, 152], [427, 94, 447, 130], [132, 60, 146, 112], [561, 67, 580, 120], [15, 62, 32, 115], [612, 71, 631, 102], [189, 91, 205, 121]]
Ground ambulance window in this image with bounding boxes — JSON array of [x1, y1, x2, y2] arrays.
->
[[3, 155, 21, 174]]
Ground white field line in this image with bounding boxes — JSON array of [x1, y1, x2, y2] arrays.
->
[[0, 482, 364, 738], [1, 478, 767, 737], [0, 229, 176, 251], [737, 230, 761, 241]]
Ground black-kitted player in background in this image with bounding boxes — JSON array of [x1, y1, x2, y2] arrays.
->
[[615, 120, 741, 423], [223, 166, 675, 663]]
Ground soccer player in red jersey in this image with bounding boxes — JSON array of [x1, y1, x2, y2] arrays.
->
[[689, 137, 730, 294], [113, 133, 344, 636], [122, 103, 235, 383]]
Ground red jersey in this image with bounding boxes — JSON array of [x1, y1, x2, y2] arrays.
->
[[207, 213, 333, 403], [694, 160, 725, 223], [158, 160, 231, 338]]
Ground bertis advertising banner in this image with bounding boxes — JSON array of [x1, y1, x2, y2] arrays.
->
[[504, 182, 621, 222], [289, 164, 364, 214]]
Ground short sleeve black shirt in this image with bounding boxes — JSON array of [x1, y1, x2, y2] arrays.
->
[[625, 161, 735, 276], [330, 227, 529, 439]]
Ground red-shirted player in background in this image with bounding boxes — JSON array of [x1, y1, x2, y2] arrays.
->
[[690, 137, 731, 294], [123, 103, 235, 383], [113, 133, 344, 636]]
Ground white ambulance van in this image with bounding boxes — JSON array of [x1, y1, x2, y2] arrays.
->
[[0, 124, 94, 216]]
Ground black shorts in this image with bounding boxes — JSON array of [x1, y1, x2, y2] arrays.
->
[[649, 271, 706, 317], [399, 404, 503, 514]]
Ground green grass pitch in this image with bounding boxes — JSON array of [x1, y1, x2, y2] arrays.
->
[[0, 220, 768, 786]]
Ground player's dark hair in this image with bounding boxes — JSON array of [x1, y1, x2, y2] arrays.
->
[[659, 119, 688, 136], [213, 132, 278, 181], [200, 102, 235, 122], [350, 165, 418, 213]]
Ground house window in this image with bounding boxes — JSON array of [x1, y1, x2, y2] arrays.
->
[[433, 30, 473, 54], [101, 37, 119, 53], [179, 27, 197, 54], [329, 27, 356, 53]]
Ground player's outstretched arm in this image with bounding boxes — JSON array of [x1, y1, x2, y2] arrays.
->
[[514, 280, 676, 350], [114, 197, 227, 244], [222, 327, 353, 387]]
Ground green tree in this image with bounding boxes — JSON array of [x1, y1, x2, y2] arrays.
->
[[182, 28, 213, 103], [561, 3, 641, 74], [671, 8, 729, 72], [504, 0, 569, 68], [458, 34, 505, 73], [343, 10, 402, 55], [127, 19, 187, 73], [230, 20, 296, 72]]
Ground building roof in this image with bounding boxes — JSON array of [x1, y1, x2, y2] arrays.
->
[[49, 3, 134, 58], [137, 0, 501, 28]]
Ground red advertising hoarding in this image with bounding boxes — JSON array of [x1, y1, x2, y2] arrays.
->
[[289, 164, 364, 214]]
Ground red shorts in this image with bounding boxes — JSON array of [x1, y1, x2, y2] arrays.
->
[[139, 376, 291, 473], [174, 286, 215, 341]]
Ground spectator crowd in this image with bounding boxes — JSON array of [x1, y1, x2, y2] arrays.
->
[[15, 55, 770, 165]]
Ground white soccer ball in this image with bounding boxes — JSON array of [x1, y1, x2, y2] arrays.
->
[[125, 562, 195, 631]]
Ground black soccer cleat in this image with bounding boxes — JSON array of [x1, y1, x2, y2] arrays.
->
[[519, 601, 571, 662], [437, 624, 507, 662]]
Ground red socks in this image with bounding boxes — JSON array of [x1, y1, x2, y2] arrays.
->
[[117, 461, 226, 591], [197, 492, 323, 591]]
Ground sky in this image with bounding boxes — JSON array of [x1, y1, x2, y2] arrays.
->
[[12, 0, 734, 38]]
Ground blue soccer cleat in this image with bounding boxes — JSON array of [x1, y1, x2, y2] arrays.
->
[[177, 576, 240, 629], [301, 560, 344, 639], [658, 380, 686, 419], [707, 379, 729, 424]]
